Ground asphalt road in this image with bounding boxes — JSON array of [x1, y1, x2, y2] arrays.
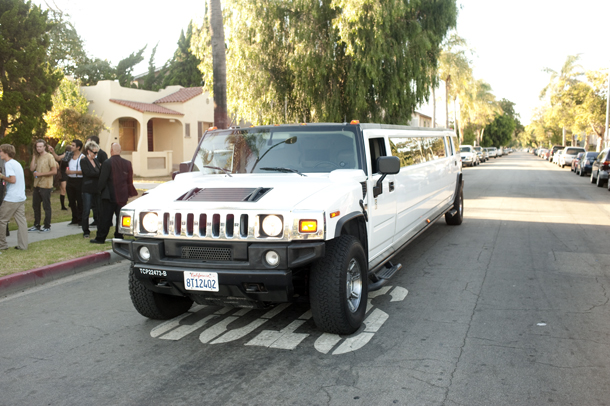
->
[[2, 152, 610, 406]]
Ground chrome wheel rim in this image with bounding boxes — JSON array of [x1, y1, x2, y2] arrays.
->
[[345, 258, 362, 313]]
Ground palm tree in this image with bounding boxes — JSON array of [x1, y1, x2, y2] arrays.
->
[[209, 0, 228, 129]]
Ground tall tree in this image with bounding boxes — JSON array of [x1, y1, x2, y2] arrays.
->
[[572, 70, 607, 150], [45, 5, 87, 77], [461, 79, 500, 145], [0, 0, 62, 144], [481, 99, 518, 148], [438, 33, 471, 129], [192, 0, 457, 126], [162, 21, 204, 88], [44, 77, 105, 142], [116, 46, 147, 88]]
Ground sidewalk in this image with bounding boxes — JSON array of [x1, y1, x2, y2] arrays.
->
[[0, 181, 163, 297]]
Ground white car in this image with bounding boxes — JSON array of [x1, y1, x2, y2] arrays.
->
[[485, 147, 497, 158], [559, 147, 586, 168], [113, 122, 464, 335], [459, 145, 478, 166]]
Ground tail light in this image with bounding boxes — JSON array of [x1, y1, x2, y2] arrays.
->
[[602, 161, 610, 170]]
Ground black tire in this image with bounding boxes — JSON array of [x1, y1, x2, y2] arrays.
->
[[129, 267, 193, 319], [591, 172, 596, 184], [597, 174, 605, 188], [310, 235, 367, 335], [579, 168, 584, 177], [445, 188, 463, 226]]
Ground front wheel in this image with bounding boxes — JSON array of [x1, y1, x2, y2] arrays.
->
[[310, 235, 368, 335], [129, 267, 194, 319], [591, 172, 596, 184], [597, 174, 605, 188]]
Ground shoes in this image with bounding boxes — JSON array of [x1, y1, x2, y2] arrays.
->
[[67, 221, 79, 225], [14, 246, 25, 250], [61, 207, 68, 211], [83, 234, 90, 238], [28, 226, 40, 232], [90, 222, 98, 227], [40, 228, 50, 232], [90, 239, 105, 244]]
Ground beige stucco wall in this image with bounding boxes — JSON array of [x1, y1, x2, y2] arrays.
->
[[80, 80, 214, 177]]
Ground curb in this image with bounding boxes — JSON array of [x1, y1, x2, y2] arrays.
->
[[0, 250, 123, 297]]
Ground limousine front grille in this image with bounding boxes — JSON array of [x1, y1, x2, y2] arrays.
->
[[159, 211, 253, 239], [181, 246, 232, 261]]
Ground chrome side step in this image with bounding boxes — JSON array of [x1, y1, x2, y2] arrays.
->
[[368, 261, 402, 291]]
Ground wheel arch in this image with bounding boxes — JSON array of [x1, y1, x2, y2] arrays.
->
[[334, 211, 368, 259]]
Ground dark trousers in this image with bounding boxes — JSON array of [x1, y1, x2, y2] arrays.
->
[[66, 177, 83, 224], [81, 192, 100, 235], [95, 199, 124, 241], [32, 187, 53, 228]]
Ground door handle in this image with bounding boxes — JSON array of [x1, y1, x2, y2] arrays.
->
[[389, 181, 395, 192]]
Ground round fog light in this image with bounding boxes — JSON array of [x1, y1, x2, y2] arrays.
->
[[265, 250, 280, 267], [139, 246, 151, 262]]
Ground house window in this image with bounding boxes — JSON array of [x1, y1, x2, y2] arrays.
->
[[119, 119, 137, 151], [185, 123, 191, 138], [147, 120, 153, 151]]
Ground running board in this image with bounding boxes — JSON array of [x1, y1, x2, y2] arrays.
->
[[368, 261, 402, 291]]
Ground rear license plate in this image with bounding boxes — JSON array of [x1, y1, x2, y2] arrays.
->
[[184, 271, 219, 292]]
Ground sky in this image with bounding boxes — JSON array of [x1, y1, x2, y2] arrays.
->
[[34, 0, 610, 126]]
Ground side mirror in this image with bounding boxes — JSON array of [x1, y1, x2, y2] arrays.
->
[[373, 156, 400, 198], [173, 161, 192, 180]]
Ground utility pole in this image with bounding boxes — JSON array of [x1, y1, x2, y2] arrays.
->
[[605, 68, 610, 149]]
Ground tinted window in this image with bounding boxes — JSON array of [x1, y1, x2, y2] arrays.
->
[[390, 137, 425, 168]]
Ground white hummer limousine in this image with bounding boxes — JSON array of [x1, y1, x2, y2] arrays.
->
[[113, 122, 463, 335]]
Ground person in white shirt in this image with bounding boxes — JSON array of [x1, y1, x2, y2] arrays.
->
[[0, 144, 28, 251], [65, 139, 84, 226]]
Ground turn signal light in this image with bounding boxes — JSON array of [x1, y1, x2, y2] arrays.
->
[[299, 220, 317, 233], [350, 120, 360, 124], [122, 216, 132, 227], [330, 211, 340, 218]]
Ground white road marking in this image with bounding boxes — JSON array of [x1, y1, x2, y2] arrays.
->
[[390, 286, 408, 302], [210, 304, 291, 344], [150, 313, 192, 338], [160, 314, 218, 340], [314, 333, 342, 354], [332, 309, 388, 355]]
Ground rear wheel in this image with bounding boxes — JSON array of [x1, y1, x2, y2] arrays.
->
[[591, 172, 596, 184], [445, 188, 463, 226], [597, 174, 605, 188], [129, 267, 194, 319], [310, 235, 367, 335]]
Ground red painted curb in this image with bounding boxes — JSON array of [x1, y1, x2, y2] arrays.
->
[[0, 251, 112, 295]]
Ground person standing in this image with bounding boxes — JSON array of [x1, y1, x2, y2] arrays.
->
[[85, 135, 106, 226], [48, 143, 72, 211], [91, 143, 137, 244], [0, 144, 27, 252], [29, 139, 57, 232], [81, 141, 101, 239], [66, 140, 84, 226]]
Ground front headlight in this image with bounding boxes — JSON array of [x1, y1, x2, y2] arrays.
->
[[262, 215, 283, 237], [141, 212, 159, 233]]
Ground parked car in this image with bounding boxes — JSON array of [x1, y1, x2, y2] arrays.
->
[[474, 146, 488, 163], [576, 151, 598, 176], [538, 148, 549, 159], [559, 147, 585, 168], [497, 146, 504, 156], [460, 145, 479, 166], [571, 152, 585, 172], [112, 122, 464, 335], [486, 147, 498, 158], [590, 148, 610, 187], [552, 148, 565, 164], [549, 145, 564, 162]]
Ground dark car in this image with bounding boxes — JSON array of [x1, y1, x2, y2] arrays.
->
[[577, 151, 598, 176], [549, 145, 564, 162], [590, 148, 610, 187], [571, 152, 584, 172]]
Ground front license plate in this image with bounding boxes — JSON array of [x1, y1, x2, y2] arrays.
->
[[184, 271, 219, 292]]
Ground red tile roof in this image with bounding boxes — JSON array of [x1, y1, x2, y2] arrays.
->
[[154, 87, 203, 104], [110, 99, 184, 116]]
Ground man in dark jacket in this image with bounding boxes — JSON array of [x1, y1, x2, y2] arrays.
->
[[90, 143, 137, 244]]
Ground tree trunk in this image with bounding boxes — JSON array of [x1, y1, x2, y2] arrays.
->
[[209, 0, 228, 129], [445, 76, 451, 128], [431, 86, 436, 128]]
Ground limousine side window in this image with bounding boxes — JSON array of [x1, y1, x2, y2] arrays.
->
[[446, 136, 455, 155], [424, 137, 447, 160], [369, 138, 387, 173]]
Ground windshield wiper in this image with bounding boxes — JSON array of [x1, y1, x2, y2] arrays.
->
[[203, 166, 232, 177], [260, 167, 306, 176]]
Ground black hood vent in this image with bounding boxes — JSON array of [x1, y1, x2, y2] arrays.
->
[[177, 187, 272, 202]]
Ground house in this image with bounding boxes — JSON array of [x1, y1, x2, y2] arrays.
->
[[80, 80, 214, 177], [410, 111, 433, 128]]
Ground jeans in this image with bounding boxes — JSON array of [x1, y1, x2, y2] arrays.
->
[[81, 192, 100, 235], [32, 187, 52, 228]]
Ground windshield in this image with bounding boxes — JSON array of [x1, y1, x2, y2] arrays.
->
[[192, 126, 361, 174], [459, 147, 471, 153], [586, 152, 597, 158]]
